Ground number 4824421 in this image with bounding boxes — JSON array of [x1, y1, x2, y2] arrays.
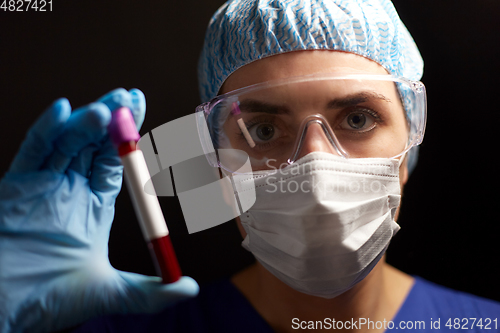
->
[[1, 0, 52, 11]]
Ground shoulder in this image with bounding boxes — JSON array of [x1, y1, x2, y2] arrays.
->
[[408, 276, 500, 317], [72, 278, 272, 333], [390, 276, 500, 332]]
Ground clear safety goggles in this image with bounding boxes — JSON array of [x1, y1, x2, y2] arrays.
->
[[195, 73, 426, 173]]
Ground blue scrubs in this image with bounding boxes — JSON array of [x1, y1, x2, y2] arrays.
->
[[74, 276, 500, 332]]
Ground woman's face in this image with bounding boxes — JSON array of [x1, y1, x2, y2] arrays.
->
[[220, 50, 409, 236], [219, 50, 408, 177]]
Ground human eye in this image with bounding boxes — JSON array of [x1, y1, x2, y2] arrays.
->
[[338, 107, 381, 133], [242, 116, 283, 148]]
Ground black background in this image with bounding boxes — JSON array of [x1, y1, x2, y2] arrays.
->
[[1, 0, 499, 303]]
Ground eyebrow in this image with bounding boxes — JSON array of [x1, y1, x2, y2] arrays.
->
[[237, 91, 392, 114], [237, 99, 289, 115], [327, 91, 392, 109]]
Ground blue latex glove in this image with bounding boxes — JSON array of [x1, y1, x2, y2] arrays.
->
[[0, 89, 199, 333]]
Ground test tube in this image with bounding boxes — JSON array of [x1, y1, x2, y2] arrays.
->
[[108, 107, 182, 284], [231, 101, 256, 148]]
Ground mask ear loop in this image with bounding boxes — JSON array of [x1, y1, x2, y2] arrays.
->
[[397, 142, 409, 168], [287, 114, 349, 164], [398, 152, 407, 168]]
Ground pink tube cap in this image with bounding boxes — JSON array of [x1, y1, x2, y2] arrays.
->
[[231, 101, 241, 116], [108, 107, 141, 147]]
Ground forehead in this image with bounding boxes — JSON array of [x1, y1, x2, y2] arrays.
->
[[220, 50, 390, 94]]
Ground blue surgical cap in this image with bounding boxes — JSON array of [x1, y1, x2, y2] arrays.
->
[[198, 0, 424, 173]]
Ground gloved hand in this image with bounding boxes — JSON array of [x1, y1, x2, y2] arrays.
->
[[0, 89, 199, 333]]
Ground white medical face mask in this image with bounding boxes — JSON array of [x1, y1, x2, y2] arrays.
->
[[233, 152, 402, 298]]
